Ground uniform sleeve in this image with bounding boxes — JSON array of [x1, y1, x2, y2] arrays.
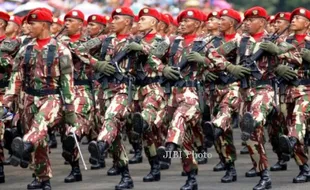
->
[[277, 41, 302, 67], [59, 47, 75, 112], [206, 46, 232, 71], [2, 50, 23, 109]]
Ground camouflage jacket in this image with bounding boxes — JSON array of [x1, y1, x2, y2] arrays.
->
[[3, 38, 75, 111]]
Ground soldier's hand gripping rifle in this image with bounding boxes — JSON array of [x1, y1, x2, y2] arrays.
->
[[239, 25, 291, 88], [163, 36, 216, 94]]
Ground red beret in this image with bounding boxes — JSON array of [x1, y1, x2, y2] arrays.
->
[[219, 9, 241, 23], [27, 9, 53, 23], [138, 8, 160, 20], [37, 8, 53, 17], [87, 14, 107, 25], [267, 15, 275, 23], [9, 16, 22, 26], [274, 12, 291, 22], [290, 7, 310, 21], [177, 8, 204, 23], [53, 18, 63, 26], [0, 11, 10, 22], [206, 11, 220, 21], [64, 10, 84, 21], [160, 13, 170, 25], [111, 7, 134, 18], [244, 6, 268, 19], [134, 15, 139, 22], [201, 12, 207, 22]]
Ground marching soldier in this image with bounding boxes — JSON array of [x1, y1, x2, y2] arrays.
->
[[0, 10, 10, 184], [204, 8, 242, 183], [0, 8, 76, 189], [50, 18, 63, 37], [278, 7, 310, 183]]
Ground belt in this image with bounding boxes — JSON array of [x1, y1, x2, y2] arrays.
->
[[172, 80, 197, 88], [250, 79, 273, 88], [0, 80, 9, 88], [74, 79, 91, 86], [25, 87, 60, 97], [137, 76, 160, 86], [107, 76, 132, 85]]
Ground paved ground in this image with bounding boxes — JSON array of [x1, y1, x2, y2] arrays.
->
[[1, 129, 310, 190]]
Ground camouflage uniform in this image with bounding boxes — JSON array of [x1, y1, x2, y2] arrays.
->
[[2, 38, 75, 181]]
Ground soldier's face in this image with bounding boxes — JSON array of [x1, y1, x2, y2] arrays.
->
[[50, 23, 62, 35], [65, 18, 83, 36], [219, 16, 233, 32], [111, 15, 129, 33], [21, 22, 30, 35], [290, 15, 309, 31], [274, 19, 289, 34], [179, 18, 200, 35], [87, 22, 104, 37], [5, 21, 19, 36], [244, 18, 264, 35], [28, 21, 45, 38], [131, 22, 139, 35], [138, 16, 156, 32], [206, 17, 219, 31]]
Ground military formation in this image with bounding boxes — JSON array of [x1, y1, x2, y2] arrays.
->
[[0, 4, 309, 190]]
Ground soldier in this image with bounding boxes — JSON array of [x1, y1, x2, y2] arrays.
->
[[129, 7, 169, 182], [156, 8, 221, 190], [59, 9, 98, 183], [267, 12, 291, 172], [206, 11, 220, 37], [0, 10, 10, 184], [86, 7, 136, 190], [203, 8, 242, 183], [50, 18, 63, 37], [209, 6, 301, 189], [0, 9, 76, 190], [278, 7, 310, 183], [157, 13, 170, 37]]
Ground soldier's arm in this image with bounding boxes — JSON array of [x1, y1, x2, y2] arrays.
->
[[276, 41, 302, 66], [2, 50, 24, 109], [59, 46, 75, 112], [206, 45, 232, 71]]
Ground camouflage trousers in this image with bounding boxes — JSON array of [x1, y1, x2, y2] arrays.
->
[[97, 93, 130, 167], [22, 94, 63, 180], [167, 87, 200, 172], [212, 84, 240, 164], [136, 84, 166, 158], [64, 88, 93, 162], [0, 121, 4, 164], [242, 87, 275, 172], [284, 94, 310, 166]]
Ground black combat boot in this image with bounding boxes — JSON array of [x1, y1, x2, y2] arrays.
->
[[213, 154, 226, 172], [0, 163, 4, 183], [132, 112, 149, 135], [143, 156, 160, 182], [293, 164, 310, 183], [270, 154, 287, 172], [27, 175, 42, 189], [157, 142, 176, 169], [202, 122, 223, 148], [41, 180, 52, 190], [48, 129, 57, 149], [196, 146, 208, 165], [88, 141, 108, 169], [240, 145, 249, 154], [115, 165, 134, 190], [107, 162, 121, 176], [279, 135, 297, 162], [181, 169, 198, 176], [180, 169, 198, 190], [253, 169, 272, 190], [10, 137, 34, 168], [221, 162, 237, 183], [129, 148, 135, 154], [245, 167, 258, 177], [129, 142, 143, 164], [62, 134, 77, 163], [64, 160, 82, 183]]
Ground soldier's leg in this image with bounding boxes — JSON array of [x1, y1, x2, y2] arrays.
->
[[240, 90, 273, 190], [180, 128, 198, 190], [192, 125, 208, 165], [279, 95, 310, 183], [0, 121, 4, 183]]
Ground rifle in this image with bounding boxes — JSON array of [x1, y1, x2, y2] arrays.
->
[[163, 36, 216, 94], [54, 26, 67, 39], [239, 25, 291, 89]]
